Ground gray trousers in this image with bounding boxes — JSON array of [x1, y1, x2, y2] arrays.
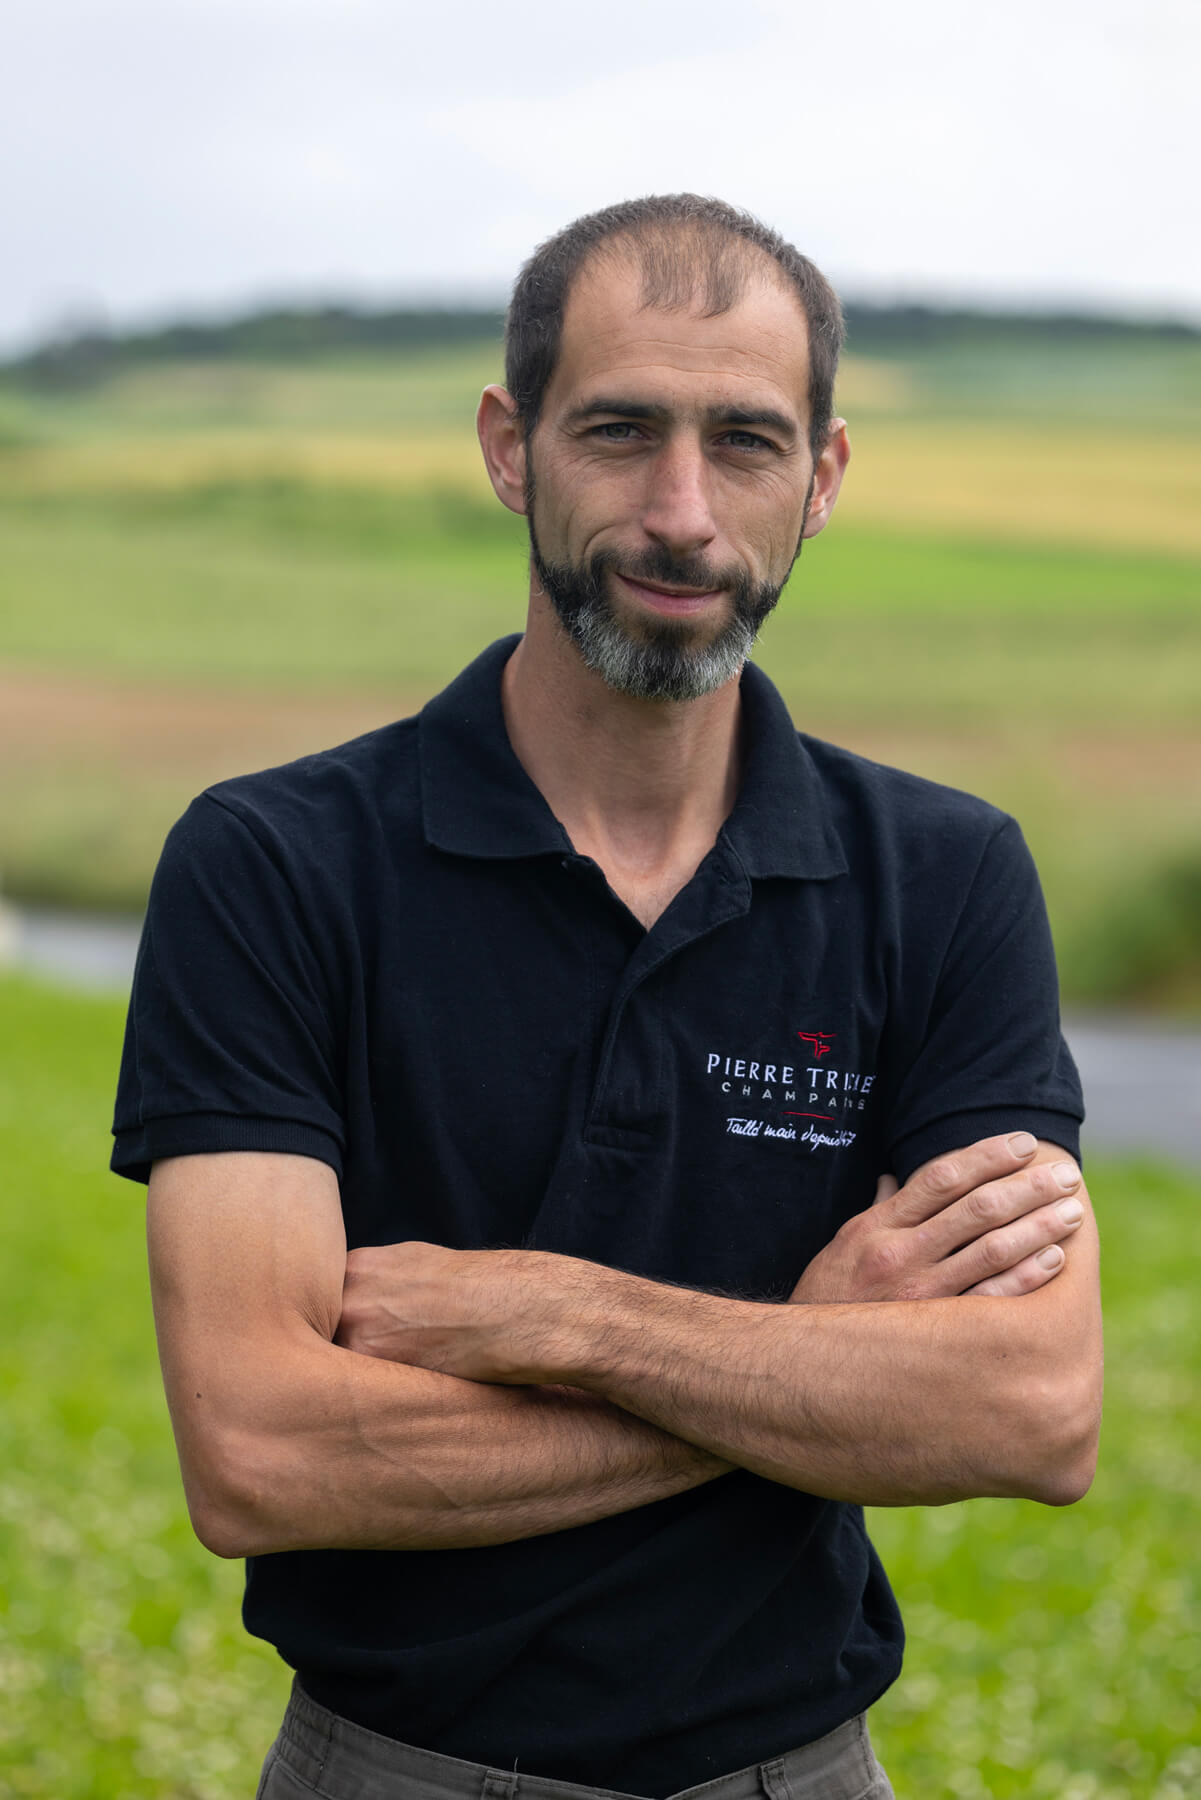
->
[[257, 1681, 896, 1799]]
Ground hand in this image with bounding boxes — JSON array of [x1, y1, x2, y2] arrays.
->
[[336, 1240, 569, 1383], [790, 1132, 1086, 1305]]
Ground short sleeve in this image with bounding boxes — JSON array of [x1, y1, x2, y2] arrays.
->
[[111, 793, 345, 1184], [886, 816, 1084, 1183]]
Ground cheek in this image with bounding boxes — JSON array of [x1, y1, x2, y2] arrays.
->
[[533, 497, 593, 563], [536, 467, 637, 558], [729, 496, 809, 576]]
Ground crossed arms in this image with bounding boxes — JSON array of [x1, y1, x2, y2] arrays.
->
[[148, 1132, 1102, 1558]]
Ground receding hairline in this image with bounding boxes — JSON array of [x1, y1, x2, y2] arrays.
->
[[539, 235, 814, 439], [503, 195, 842, 458], [574, 224, 812, 333]]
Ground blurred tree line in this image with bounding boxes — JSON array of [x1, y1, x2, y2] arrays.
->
[[7, 301, 1197, 391]]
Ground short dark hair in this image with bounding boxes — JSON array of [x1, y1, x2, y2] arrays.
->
[[505, 194, 845, 459]]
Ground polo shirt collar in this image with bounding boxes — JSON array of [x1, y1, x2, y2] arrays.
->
[[420, 637, 569, 859], [725, 658, 848, 881], [419, 635, 847, 881]]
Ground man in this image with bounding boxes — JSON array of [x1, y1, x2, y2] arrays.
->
[[113, 195, 1101, 1800]]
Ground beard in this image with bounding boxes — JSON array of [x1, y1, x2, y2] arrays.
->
[[527, 512, 801, 704]]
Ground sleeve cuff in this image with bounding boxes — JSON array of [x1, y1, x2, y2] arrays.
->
[[110, 1112, 344, 1185], [890, 1106, 1083, 1188]]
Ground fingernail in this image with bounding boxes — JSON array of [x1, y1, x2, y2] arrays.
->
[[1053, 1162, 1080, 1189], [1008, 1132, 1037, 1157], [1037, 1246, 1064, 1270], [1057, 1198, 1084, 1224]]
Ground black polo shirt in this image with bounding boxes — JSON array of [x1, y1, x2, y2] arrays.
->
[[112, 635, 1082, 1795]]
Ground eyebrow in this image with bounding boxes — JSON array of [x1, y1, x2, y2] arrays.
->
[[568, 397, 799, 441]]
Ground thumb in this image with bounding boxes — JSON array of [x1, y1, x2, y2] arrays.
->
[[873, 1172, 899, 1206]]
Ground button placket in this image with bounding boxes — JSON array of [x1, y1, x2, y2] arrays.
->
[[584, 846, 752, 1146]]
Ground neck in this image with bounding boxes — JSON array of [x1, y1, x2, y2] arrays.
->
[[501, 596, 744, 926]]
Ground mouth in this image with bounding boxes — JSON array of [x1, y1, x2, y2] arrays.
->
[[614, 573, 726, 615]]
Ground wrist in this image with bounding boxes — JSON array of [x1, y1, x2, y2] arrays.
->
[[537, 1260, 704, 1396], [509, 1252, 635, 1388]]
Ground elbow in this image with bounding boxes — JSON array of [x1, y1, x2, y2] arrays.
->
[[179, 1425, 297, 1559], [188, 1495, 257, 1560], [182, 1472, 258, 1559], [1038, 1456, 1097, 1509], [1034, 1401, 1101, 1508], [1004, 1363, 1103, 1508], [1024, 1433, 1098, 1508]]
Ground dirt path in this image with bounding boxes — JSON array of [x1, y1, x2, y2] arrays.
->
[[5, 664, 1198, 800], [1, 665, 423, 778]]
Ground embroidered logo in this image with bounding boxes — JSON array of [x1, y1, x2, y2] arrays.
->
[[705, 1026, 875, 1151]]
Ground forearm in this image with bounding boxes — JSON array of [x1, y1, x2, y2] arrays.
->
[[171, 1332, 726, 1558], [426, 1141, 1103, 1507], [337, 1141, 1101, 1510], [523, 1238, 1101, 1507], [554, 1281, 1084, 1504], [147, 1154, 725, 1561]]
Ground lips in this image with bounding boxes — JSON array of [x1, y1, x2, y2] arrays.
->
[[615, 573, 724, 611]]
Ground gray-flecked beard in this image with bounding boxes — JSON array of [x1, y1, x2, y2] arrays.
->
[[528, 526, 793, 704]]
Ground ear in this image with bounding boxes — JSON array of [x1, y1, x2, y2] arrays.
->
[[477, 385, 528, 516], [801, 419, 851, 540]]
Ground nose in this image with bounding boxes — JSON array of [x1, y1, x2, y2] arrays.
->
[[640, 438, 718, 557]]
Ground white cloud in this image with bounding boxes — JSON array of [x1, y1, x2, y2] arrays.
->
[[1, 0, 1197, 349]]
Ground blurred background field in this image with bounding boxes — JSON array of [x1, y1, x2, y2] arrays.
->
[[4, 3, 1199, 1792], [7, 3, 1201, 1785], [1, 974, 1198, 1800], [2, 307, 1200, 1008], [2, 305, 1199, 1797]]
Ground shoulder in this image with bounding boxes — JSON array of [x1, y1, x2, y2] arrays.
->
[[166, 717, 422, 876], [800, 732, 1008, 832], [207, 716, 419, 837], [798, 732, 1017, 874]]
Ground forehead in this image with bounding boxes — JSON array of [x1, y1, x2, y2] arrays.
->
[[545, 253, 812, 422]]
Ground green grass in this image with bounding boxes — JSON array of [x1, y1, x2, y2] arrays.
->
[[7, 328, 1201, 437], [1, 488, 1197, 711], [3, 484, 1200, 1004], [1, 338, 1199, 1010], [0, 346, 509, 442], [868, 1152, 1201, 1797], [0, 978, 288, 1797], [860, 331, 1201, 431], [1, 975, 1199, 1796], [0, 487, 524, 692]]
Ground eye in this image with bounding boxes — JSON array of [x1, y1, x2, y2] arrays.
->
[[721, 430, 771, 452], [592, 421, 640, 441]]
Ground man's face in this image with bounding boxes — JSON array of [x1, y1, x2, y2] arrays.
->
[[523, 254, 823, 701]]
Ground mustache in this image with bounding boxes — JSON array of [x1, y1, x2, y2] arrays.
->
[[593, 545, 749, 596]]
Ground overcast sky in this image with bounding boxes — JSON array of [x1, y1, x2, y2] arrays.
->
[[4, 0, 1197, 351]]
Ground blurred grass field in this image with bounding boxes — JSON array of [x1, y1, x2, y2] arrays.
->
[[2, 320, 1198, 1797], [1, 325, 1200, 1005], [1, 973, 1198, 1799]]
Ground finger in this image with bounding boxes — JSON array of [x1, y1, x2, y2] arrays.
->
[[873, 1174, 899, 1206], [906, 1157, 1081, 1261], [888, 1132, 1040, 1227], [942, 1195, 1085, 1292], [964, 1244, 1067, 1298]]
